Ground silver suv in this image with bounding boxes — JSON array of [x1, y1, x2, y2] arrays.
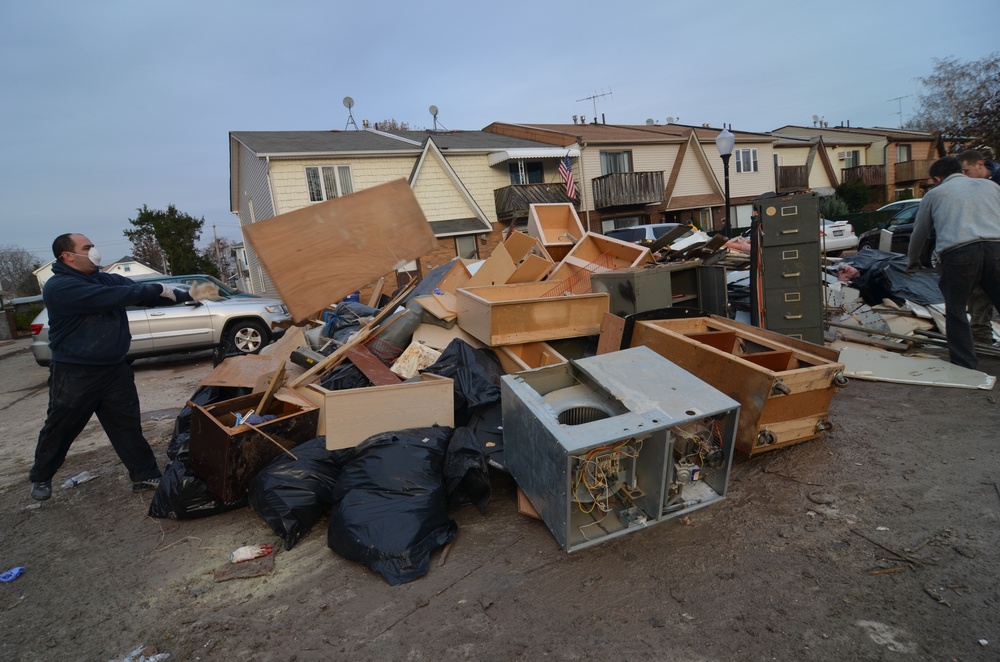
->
[[30, 278, 291, 367]]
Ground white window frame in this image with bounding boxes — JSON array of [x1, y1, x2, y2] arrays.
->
[[896, 144, 911, 163], [735, 148, 758, 173], [305, 165, 354, 202], [455, 235, 480, 260]]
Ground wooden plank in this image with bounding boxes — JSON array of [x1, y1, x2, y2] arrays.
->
[[410, 323, 484, 351], [413, 295, 458, 322], [346, 345, 402, 386], [259, 325, 306, 364], [243, 179, 437, 323], [467, 245, 517, 287], [366, 278, 386, 307], [508, 253, 553, 283], [199, 354, 283, 388], [256, 364, 286, 416], [596, 312, 626, 354]]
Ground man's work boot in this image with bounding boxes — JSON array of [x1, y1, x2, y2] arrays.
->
[[31, 481, 51, 501]]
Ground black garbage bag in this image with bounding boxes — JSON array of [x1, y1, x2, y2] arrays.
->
[[148, 460, 246, 520], [422, 339, 503, 427], [328, 426, 457, 585], [169, 385, 253, 462], [839, 248, 943, 306], [319, 362, 371, 391], [249, 438, 351, 550], [445, 427, 491, 514], [467, 402, 506, 471]]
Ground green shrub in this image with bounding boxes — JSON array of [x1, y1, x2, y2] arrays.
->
[[834, 182, 873, 212], [13, 304, 43, 332], [819, 195, 850, 219]]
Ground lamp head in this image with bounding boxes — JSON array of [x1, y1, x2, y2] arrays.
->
[[716, 128, 735, 157]]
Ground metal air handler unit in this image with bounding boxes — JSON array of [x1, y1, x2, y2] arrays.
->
[[502, 347, 740, 552]]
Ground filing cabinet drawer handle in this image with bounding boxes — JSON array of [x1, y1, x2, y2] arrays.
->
[[783, 272, 801, 278], [779, 229, 799, 235], [784, 314, 803, 320]]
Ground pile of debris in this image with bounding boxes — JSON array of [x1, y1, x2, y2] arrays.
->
[[147, 181, 854, 583], [824, 247, 997, 389]]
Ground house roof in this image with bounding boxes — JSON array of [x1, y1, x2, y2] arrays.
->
[[483, 122, 775, 146], [230, 129, 558, 157]]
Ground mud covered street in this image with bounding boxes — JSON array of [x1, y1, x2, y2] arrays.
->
[[0, 338, 998, 661]]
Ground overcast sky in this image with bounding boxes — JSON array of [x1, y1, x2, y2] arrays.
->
[[2, 0, 995, 264]]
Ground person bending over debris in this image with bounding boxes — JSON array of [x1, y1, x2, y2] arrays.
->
[[29, 234, 217, 501], [907, 158, 1000, 369]]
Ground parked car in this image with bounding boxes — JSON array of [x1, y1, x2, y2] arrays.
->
[[820, 219, 858, 254], [876, 199, 922, 214], [605, 223, 693, 244], [856, 204, 933, 266], [30, 280, 290, 367]]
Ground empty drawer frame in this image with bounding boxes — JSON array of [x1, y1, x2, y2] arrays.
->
[[625, 315, 846, 455]]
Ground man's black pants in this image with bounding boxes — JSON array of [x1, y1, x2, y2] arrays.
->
[[29, 361, 161, 484], [939, 240, 1000, 370]]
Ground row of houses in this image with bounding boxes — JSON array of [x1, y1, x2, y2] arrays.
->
[[230, 120, 956, 297]]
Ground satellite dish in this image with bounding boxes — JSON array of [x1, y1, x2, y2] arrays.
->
[[812, 114, 819, 122], [343, 97, 355, 109], [646, 118, 655, 126], [429, 105, 439, 117], [666, 116, 675, 124]]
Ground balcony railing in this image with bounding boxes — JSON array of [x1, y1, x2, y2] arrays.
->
[[776, 165, 809, 192], [494, 184, 575, 223], [591, 171, 664, 210], [841, 164, 886, 186], [894, 159, 935, 183]]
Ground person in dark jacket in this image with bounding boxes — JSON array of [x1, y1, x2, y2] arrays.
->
[[29, 233, 198, 501]]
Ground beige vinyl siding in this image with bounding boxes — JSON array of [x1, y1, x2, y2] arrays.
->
[[233, 141, 278, 295], [412, 151, 478, 223], [445, 154, 512, 222], [673, 150, 718, 197], [718, 142, 774, 198], [268, 156, 415, 215]]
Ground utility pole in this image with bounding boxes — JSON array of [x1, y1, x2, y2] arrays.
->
[[213, 224, 223, 277]]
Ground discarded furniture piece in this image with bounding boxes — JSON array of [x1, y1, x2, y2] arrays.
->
[[503, 347, 739, 552], [494, 341, 568, 374], [244, 179, 438, 323], [547, 232, 655, 284], [189, 392, 319, 502], [527, 203, 586, 262], [455, 281, 609, 346], [751, 192, 824, 344], [298, 373, 455, 450], [614, 312, 845, 456], [467, 231, 553, 288], [590, 261, 728, 318]]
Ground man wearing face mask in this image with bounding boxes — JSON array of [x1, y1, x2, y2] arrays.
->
[[29, 233, 197, 501]]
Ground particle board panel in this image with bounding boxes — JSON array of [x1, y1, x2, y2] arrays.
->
[[527, 203, 585, 262], [548, 232, 655, 282], [455, 281, 609, 346], [199, 354, 284, 388], [301, 373, 455, 449], [495, 341, 568, 374], [596, 312, 626, 355], [243, 179, 437, 323]]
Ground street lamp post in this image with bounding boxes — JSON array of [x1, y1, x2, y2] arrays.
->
[[715, 128, 735, 238]]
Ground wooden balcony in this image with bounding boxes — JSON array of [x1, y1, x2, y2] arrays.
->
[[494, 184, 575, 223], [894, 159, 935, 183], [592, 171, 665, 210], [776, 165, 809, 192], [841, 164, 886, 186]]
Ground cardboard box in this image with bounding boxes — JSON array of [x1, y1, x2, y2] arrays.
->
[[189, 392, 319, 502], [455, 281, 609, 346], [298, 373, 455, 450]]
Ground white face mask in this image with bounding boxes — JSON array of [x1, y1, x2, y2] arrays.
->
[[70, 247, 102, 267]]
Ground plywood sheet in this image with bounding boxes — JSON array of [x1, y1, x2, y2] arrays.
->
[[199, 354, 284, 388], [243, 179, 437, 322]]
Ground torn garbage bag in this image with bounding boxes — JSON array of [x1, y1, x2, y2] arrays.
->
[[422, 339, 502, 426], [249, 437, 350, 550], [445, 427, 491, 514], [328, 426, 457, 585], [148, 460, 246, 520]]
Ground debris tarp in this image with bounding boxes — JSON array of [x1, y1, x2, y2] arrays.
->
[[838, 248, 943, 306]]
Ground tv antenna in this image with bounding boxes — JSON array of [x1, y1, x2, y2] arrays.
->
[[343, 97, 358, 130], [429, 104, 447, 131], [576, 88, 613, 122], [811, 114, 827, 128], [887, 95, 912, 128]]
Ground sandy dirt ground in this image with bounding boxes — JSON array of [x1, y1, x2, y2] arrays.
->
[[0, 338, 998, 662]]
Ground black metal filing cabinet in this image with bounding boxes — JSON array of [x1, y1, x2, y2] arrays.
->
[[751, 192, 823, 344]]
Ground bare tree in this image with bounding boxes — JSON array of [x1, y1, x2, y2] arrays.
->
[[0, 244, 41, 296], [908, 52, 1000, 153], [199, 236, 239, 283], [129, 233, 167, 273]]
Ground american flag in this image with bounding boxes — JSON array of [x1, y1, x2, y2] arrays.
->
[[558, 154, 577, 199]]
